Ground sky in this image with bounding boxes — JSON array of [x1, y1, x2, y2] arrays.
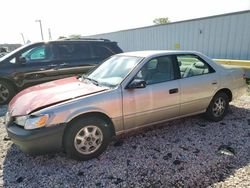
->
[[0, 0, 249, 44]]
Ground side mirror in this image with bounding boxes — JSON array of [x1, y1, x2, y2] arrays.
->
[[18, 56, 27, 64], [127, 79, 146, 89]]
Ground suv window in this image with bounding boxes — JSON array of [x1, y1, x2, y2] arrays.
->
[[21, 45, 49, 62], [136, 56, 175, 85], [177, 55, 214, 78], [55, 43, 91, 60], [92, 45, 113, 59]]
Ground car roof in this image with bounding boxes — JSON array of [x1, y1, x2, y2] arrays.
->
[[118, 50, 201, 58], [50, 38, 114, 43], [29, 38, 114, 46]]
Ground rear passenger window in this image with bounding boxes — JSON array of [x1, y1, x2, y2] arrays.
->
[[55, 43, 91, 60], [92, 45, 113, 59], [177, 55, 214, 78]]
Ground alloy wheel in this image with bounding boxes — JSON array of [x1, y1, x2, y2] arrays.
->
[[74, 125, 103, 155], [212, 97, 226, 117]]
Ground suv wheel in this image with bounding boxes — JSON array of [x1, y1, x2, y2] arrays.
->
[[64, 117, 112, 161], [0, 80, 15, 105], [205, 92, 229, 121]]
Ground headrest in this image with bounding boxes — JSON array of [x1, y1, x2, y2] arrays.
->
[[194, 62, 206, 69]]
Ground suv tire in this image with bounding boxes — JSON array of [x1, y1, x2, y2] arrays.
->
[[0, 80, 15, 105]]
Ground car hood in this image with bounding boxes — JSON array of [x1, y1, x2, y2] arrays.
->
[[9, 77, 108, 116]]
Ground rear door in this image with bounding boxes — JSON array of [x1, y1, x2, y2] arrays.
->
[[52, 42, 97, 77], [175, 54, 219, 115]]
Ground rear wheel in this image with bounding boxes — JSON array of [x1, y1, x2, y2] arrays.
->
[[0, 80, 15, 105], [63, 117, 112, 161], [205, 92, 229, 121]]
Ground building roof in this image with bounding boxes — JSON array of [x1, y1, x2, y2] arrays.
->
[[91, 10, 250, 36]]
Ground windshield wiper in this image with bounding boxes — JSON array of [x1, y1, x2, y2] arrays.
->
[[81, 75, 99, 86]]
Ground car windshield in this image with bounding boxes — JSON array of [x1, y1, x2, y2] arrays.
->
[[85, 55, 142, 87]]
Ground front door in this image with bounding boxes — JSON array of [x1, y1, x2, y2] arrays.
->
[[10, 44, 58, 88], [122, 55, 180, 130]]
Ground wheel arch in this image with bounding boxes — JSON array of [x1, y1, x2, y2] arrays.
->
[[63, 111, 116, 143], [214, 88, 232, 102], [0, 76, 17, 91]]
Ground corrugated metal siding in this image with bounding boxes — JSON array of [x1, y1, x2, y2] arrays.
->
[[91, 11, 250, 60]]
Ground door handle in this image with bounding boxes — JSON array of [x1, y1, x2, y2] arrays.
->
[[49, 64, 57, 67], [212, 82, 217, 85], [169, 88, 179, 94]]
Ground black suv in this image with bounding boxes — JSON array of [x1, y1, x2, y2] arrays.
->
[[0, 38, 123, 104]]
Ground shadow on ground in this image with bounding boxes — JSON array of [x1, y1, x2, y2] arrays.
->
[[1, 104, 250, 187]]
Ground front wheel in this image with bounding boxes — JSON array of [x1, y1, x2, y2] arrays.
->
[[205, 92, 229, 122], [63, 117, 112, 161]]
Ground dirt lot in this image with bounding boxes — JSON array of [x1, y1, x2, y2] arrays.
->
[[0, 94, 249, 187]]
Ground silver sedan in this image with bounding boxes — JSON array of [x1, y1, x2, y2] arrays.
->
[[6, 51, 247, 160]]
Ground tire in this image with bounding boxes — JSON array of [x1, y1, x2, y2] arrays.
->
[[0, 80, 15, 105], [63, 116, 112, 161], [205, 92, 229, 122]]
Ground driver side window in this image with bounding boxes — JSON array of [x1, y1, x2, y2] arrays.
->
[[21, 45, 50, 62], [136, 56, 175, 85]]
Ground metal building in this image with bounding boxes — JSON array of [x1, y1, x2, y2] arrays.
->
[[91, 10, 250, 60]]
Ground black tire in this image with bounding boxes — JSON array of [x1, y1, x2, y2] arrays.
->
[[63, 116, 112, 161], [0, 80, 16, 105], [205, 92, 229, 122]]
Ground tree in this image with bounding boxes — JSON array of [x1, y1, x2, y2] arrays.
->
[[153, 17, 171, 25], [58, 36, 66, 39], [68, 34, 82, 39], [58, 35, 82, 40]]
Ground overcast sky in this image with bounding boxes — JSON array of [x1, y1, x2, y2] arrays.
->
[[1, 0, 249, 44]]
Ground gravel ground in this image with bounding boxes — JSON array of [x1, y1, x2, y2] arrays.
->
[[0, 94, 250, 187]]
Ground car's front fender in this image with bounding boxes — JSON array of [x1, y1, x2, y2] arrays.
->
[[33, 87, 124, 132]]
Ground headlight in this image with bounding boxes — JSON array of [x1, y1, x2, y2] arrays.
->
[[25, 114, 49, 130], [14, 114, 49, 130]]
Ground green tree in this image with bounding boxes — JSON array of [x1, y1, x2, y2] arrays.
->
[[58, 36, 66, 39], [153, 17, 171, 25], [68, 34, 82, 39]]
